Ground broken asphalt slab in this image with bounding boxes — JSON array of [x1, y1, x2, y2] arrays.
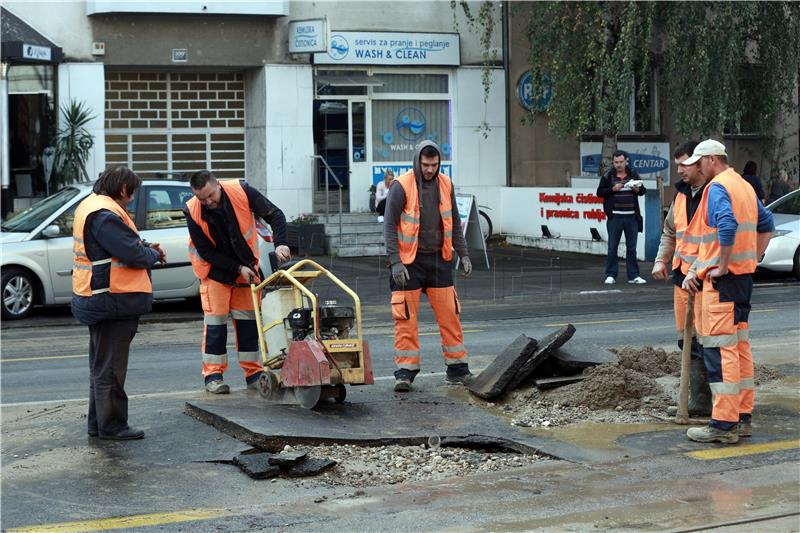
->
[[505, 324, 576, 391], [186, 378, 671, 465], [466, 334, 538, 400]]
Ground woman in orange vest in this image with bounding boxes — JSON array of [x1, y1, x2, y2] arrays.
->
[[383, 141, 473, 392], [184, 171, 291, 394], [72, 167, 165, 440]]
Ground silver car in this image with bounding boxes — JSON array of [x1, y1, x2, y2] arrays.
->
[[759, 188, 800, 280], [1, 179, 200, 319]]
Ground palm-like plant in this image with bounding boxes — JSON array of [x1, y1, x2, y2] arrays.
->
[[53, 100, 95, 187]]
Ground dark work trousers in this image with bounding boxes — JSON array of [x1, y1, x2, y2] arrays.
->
[[376, 199, 387, 216], [87, 317, 139, 436], [605, 214, 640, 280]]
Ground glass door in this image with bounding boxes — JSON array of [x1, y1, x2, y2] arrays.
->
[[348, 100, 370, 212]]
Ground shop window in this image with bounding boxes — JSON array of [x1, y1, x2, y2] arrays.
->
[[372, 100, 452, 162], [622, 72, 658, 133], [315, 69, 369, 96], [372, 73, 448, 94], [351, 102, 366, 162]]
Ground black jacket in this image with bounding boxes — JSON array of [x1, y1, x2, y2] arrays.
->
[[183, 180, 288, 285], [596, 166, 646, 231], [71, 209, 160, 325]]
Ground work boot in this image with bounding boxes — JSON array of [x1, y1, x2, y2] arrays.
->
[[205, 380, 230, 394], [738, 422, 752, 438], [686, 425, 738, 444], [394, 378, 412, 392], [246, 372, 263, 391], [688, 358, 712, 417], [445, 364, 474, 386]]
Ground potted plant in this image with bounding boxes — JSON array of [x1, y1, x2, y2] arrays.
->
[[52, 99, 95, 188], [288, 213, 326, 256]]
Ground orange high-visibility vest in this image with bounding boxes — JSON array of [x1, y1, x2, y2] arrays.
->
[[186, 180, 258, 280], [671, 192, 704, 275], [694, 168, 759, 280], [395, 170, 454, 265], [72, 194, 153, 296]]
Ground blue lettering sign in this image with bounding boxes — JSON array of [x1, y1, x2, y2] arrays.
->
[[517, 71, 552, 112]]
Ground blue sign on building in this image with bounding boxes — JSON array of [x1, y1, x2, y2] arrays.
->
[[517, 71, 552, 112]]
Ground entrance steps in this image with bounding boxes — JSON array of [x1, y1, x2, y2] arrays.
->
[[317, 212, 386, 257]]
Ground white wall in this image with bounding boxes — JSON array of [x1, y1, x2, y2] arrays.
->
[[263, 64, 314, 221], [452, 67, 506, 220], [4, 1, 95, 60], [500, 187, 646, 261], [57, 63, 105, 180]]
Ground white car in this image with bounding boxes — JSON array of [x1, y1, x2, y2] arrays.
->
[[1, 180, 204, 319], [759, 189, 800, 280]]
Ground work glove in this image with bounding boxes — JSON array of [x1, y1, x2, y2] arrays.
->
[[461, 257, 472, 277], [391, 262, 410, 288]]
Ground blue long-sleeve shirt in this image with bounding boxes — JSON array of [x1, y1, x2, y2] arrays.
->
[[707, 183, 775, 246]]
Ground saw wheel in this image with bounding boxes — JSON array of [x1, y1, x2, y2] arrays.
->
[[258, 370, 281, 401], [294, 385, 322, 409]]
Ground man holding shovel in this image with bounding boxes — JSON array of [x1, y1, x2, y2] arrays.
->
[[652, 140, 711, 418]]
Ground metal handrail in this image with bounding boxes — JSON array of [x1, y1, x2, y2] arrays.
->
[[311, 155, 343, 248]]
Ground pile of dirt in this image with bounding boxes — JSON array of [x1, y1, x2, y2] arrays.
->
[[612, 346, 681, 378], [755, 364, 785, 385], [546, 364, 668, 411]]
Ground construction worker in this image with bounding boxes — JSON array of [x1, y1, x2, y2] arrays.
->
[[185, 171, 291, 394], [384, 140, 473, 392], [652, 140, 711, 417], [72, 167, 165, 440], [680, 140, 774, 444]]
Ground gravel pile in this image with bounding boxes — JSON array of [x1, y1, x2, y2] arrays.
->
[[304, 443, 549, 487]]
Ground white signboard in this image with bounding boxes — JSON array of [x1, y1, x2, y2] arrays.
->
[[315, 32, 460, 66], [22, 44, 51, 61], [501, 187, 646, 260], [371, 163, 452, 185], [580, 142, 671, 186], [455, 194, 489, 269], [288, 19, 328, 53]]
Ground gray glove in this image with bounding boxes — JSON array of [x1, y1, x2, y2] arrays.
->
[[461, 257, 472, 277], [391, 262, 410, 288]]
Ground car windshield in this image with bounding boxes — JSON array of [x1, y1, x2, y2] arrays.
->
[[768, 190, 800, 216], [1, 187, 82, 233]]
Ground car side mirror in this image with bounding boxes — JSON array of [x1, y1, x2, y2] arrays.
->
[[41, 225, 61, 238]]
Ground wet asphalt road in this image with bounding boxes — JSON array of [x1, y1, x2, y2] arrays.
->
[[1, 252, 799, 532]]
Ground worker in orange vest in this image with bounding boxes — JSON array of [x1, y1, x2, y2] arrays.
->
[[680, 140, 774, 444], [72, 167, 166, 440], [184, 171, 291, 394], [383, 141, 473, 392], [652, 140, 712, 417]]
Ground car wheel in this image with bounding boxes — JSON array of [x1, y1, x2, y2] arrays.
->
[[794, 247, 800, 281], [1, 267, 37, 320]]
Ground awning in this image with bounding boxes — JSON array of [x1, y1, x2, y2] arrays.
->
[[1, 7, 64, 63]]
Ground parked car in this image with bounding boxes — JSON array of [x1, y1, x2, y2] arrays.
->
[[759, 188, 800, 280]]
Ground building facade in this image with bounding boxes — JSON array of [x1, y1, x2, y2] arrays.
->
[[1, 1, 506, 223]]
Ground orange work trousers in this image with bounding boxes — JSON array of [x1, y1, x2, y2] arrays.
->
[[699, 274, 754, 430], [200, 276, 263, 384], [390, 252, 467, 372]]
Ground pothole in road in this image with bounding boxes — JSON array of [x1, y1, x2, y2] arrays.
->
[[277, 441, 552, 487]]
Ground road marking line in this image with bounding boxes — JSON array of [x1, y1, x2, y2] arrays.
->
[[378, 328, 483, 338], [0, 354, 87, 363], [544, 318, 640, 327], [686, 439, 800, 460], [7, 508, 228, 533], [751, 308, 779, 313], [578, 290, 623, 294]]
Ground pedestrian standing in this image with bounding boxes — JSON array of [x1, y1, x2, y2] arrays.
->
[[680, 140, 774, 444], [741, 161, 767, 204], [184, 171, 291, 394], [596, 150, 647, 285], [384, 141, 473, 392], [72, 167, 165, 440], [652, 140, 711, 417]]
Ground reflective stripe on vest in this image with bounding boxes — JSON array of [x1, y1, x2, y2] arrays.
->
[[185, 180, 258, 280], [71, 193, 153, 297], [671, 193, 704, 275], [695, 169, 759, 279], [395, 170, 454, 264]]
